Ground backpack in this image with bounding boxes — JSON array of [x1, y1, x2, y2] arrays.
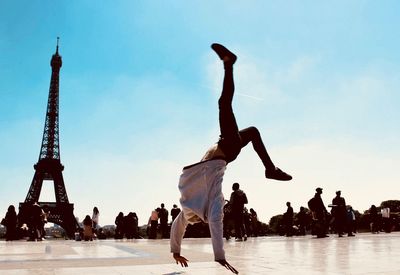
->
[[308, 197, 316, 211]]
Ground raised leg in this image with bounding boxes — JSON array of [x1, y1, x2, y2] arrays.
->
[[212, 43, 292, 181]]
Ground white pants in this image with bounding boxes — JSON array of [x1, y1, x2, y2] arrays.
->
[[170, 159, 227, 260]]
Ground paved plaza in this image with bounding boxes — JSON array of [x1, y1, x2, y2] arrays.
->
[[0, 232, 399, 274]]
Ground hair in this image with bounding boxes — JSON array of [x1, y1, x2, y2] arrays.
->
[[232, 182, 240, 190]]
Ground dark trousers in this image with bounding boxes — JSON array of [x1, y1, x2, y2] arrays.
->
[[233, 210, 246, 239], [150, 221, 158, 239], [218, 65, 274, 169]]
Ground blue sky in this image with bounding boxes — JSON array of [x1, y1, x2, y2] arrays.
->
[[1, 1, 399, 226]]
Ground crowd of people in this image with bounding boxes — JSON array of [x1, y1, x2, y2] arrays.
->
[[1, 193, 397, 242], [281, 188, 357, 238], [223, 183, 262, 241], [1, 202, 49, 241]]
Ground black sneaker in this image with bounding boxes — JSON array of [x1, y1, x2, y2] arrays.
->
[[211, 43, 237, 64], [265, 167, 292, 181]]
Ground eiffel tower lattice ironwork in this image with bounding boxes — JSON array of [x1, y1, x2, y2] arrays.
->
[[19, 38, 78, 238]]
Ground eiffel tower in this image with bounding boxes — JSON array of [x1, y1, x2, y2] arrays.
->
[[19, 38, 78, 238]]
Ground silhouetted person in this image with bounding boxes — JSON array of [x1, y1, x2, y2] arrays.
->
[[92, 207, 99, 232], [171, 204, 181, 222], [83, 215, 93, 241], [243, 207, 251, 237], [115, 212, 125, 239], [308, 187, 328, 238], [381, 207, 391, 233], [124, 212, 138, 239], [132, 212, 139, 238], [249, 208, 259, 237], [148, 208, 159, 239], [284, 202, 294, 237], [3, 205, 18, 241], [223, 200, 233, 240], [332, 191, 347, 237], [170, 44, 292, 274], [229, 182, 248, 241], [41, 205, 50, 239], [28, 202, 44, 241], [295, 206, 308, 236], [346, 206, 356, 236], [159, 203, 169, 238], [369, 205, 379, 233]]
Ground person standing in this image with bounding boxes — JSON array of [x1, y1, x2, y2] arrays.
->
[[92, 207, 100, 233], [369, 205, 379, 233], [332, 191, 347, 237], [124, 212, 138, 239], [284, 202, 294, 237], [381, 207, 391, 233], [170, 43, 291, 274], [296, 206, 308, 236], [2, 205, 18, 241], [159, 203, 169, 238], [115, 212, 125, 239], [29, 202, 44, 241], [171, 204, 181, 223], [308, 187, 328, 238], [346, 206, 356, 237], [229, 183, 248, 241], [148, 208, 159, 239], [249, 208, 259, 237]]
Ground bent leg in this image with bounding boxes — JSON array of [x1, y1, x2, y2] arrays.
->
[[239, 126, 292, 181], [239, 126, 275, 170]]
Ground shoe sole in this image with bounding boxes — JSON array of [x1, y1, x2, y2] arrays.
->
[[211, 43, 237, 63]]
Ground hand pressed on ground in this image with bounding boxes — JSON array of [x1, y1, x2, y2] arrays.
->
[[216, 259, 239, 274], [173, 253, 189, 267]]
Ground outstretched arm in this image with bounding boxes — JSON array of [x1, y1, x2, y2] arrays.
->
[[216, 259, 239, 274], [170, 212, 189, 265]]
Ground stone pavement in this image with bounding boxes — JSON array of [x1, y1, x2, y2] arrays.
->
[[0, 232, 399, 274]]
